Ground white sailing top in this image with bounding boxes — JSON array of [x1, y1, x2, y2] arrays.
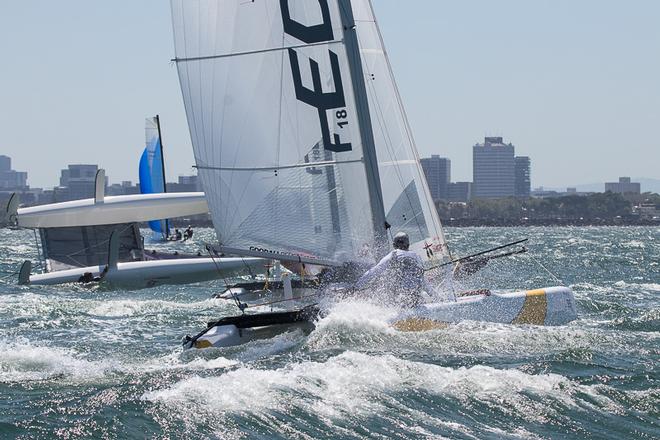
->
[[355, 249, 436, 295]]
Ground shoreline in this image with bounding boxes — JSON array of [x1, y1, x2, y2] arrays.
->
[[441, 218, 659, 227], [163, 218, 659, 229]]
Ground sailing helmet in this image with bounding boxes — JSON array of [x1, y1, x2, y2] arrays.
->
[[392, 232, 410, 250]]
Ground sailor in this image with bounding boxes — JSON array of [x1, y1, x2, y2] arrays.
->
[[354, 232, 438, 307], [78, 272, 95, 283], [183, 225, 194, 241], [77, 265, 108, 284], [174, 229, 183, 241]]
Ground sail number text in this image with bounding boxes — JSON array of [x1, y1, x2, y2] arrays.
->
[[280, 0, 353, 153], [336, 109, 349, 129]]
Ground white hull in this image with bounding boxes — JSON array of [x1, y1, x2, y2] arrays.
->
[[393, 286, 577, 330], [28, 257, 264, 289], [191, 286, 577, 349], [192, 322, 315, 349], [16, 192, 208, 228]]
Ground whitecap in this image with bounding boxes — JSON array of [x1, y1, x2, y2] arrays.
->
[[0, 340, 117, 383], [143, 351, 616, 426], [87, 298, 219, 318]]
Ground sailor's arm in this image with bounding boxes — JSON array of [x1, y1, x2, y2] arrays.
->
[[354, 252, 393, 289]]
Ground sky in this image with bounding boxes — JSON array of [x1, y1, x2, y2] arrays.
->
[[0, 0, 658, 189]]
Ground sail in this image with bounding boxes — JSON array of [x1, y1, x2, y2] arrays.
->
[[40, 223, 142, 272], [351, 0, 451, 264], [139, 116, 169, 236], [170, 0, 387, 263]]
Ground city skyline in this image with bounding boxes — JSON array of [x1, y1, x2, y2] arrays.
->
[[2, 150, 657, 197], [1, 1, 659, 188]]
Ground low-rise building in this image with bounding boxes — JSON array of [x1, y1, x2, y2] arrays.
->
[[447, 182, 472, 202], [633, 203, 659, 220], [167, 175, 202, 193]]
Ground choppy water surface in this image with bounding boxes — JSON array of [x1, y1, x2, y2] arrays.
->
[[0, 227, 658, 439]]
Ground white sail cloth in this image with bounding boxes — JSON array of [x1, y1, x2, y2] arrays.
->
[[171, 0, 449, 266], [352, 0, 449, 263]]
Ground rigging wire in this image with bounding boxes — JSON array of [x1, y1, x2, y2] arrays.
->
[[528, 253, 565, 286], [0, 271, 19, 281], [206, 245, 247, 313], [243, 292, 321, 310]]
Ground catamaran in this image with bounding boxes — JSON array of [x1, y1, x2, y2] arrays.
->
[[4, 171, 267, 288], [2, 113, 273, 288], [170, 0, 577, 348]]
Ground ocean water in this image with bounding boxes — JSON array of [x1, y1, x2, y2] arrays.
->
[[0, 227, 658, 439]]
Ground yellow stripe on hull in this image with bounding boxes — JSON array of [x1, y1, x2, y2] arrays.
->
[[393, 318, 450, 332], [193, 339, 214, 349], [511, 289, 547, 325]]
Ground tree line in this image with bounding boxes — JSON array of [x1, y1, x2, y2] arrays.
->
[[436, 192, 659, 222]]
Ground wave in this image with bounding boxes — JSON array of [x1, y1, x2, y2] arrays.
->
[[143, 351, 646, 438], [0, 339, 239, 384], [304, 300, 658, 362], [87, 297, 219, 318], [0, 339, 118, 383]]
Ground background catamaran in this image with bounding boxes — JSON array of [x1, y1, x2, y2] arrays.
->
[[4, 173, 266, 288], [170, 0, 577, 348]]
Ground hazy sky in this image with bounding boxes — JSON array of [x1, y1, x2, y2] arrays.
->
[[1, 0, 658, 189]]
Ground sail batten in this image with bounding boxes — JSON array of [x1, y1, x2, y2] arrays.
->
[[195, 158, 363, 172], [173, 39, 344, 63]]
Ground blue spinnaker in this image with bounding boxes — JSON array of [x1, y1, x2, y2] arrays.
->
[[139, 117, 169, 236]]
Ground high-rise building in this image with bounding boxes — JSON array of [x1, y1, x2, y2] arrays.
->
[[420, 155, 451, 201], [472, 137, 515, 199], [605, 177, 640, 195], [0, 155, 28, 190], [514, 156, 531, 198], [0, 155, 11, 172]]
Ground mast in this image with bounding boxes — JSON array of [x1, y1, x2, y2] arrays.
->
[[337, 0, 389, 256], [155, 114, 170, 237]]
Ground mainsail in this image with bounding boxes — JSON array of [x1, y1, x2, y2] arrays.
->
[[170, 0, 450, 265], [139, 116, 169, 238]]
